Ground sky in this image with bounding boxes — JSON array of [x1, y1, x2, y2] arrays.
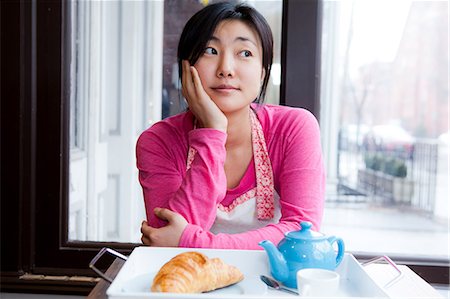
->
[[338, 0, 412, 74]]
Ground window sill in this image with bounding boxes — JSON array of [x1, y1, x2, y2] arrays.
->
[[0, 272, 95, 296]]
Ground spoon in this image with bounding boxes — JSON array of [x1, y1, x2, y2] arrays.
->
[[260, 275, 299, 295]]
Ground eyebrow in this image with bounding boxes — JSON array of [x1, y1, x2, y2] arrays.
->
[[209, 36, 258, 47]]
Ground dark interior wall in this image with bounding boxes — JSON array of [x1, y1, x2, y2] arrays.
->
[[1, 0, 24, 274]]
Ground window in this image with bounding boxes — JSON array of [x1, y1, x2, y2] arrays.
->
[[319, 0, 448, 260], [1, 0, 448, 295], [68, 0, 164, 242], [68, 0, 282, 243]]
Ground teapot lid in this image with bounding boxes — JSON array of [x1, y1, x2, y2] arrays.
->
[[285, 221, 326, 240]]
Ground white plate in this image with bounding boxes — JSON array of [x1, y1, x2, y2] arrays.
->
[[120, 272, 266, 295], [107, 247, 272, 299], [106, 247, 390, 298]]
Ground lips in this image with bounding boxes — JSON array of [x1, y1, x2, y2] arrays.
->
[[212, 84, 239, 91]]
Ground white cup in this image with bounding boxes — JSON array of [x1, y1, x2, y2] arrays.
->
[[296, 268, 340, 297]]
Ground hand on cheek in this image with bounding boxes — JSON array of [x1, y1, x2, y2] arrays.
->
[[181, 60, 228, 132]]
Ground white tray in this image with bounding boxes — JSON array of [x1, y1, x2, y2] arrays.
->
[[93, 247, 394, 299]]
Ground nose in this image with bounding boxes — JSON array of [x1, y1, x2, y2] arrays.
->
[[216, 53, 234, 78]]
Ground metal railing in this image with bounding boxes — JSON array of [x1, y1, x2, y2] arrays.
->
[[336, 137, 440, 214]]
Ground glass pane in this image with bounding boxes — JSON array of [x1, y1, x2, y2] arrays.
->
[[320, 0, 448, 259], [68, 0, 163, 242], [68, 0, 281, 242]]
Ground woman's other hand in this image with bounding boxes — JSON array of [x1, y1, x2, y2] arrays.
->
[[140, 208, 188, 247], [182, 60, 228, 132]]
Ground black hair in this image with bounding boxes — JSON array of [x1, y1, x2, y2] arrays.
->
[[177, 2, 273, 103]]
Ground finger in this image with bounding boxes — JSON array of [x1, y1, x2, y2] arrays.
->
[[191, 66, 219, 112], [182, 60, 194, 101], [154, 207, 176, 222], [190, 66, 205, 98], [181, 60, 188, 93], [184, 60, 194, 86], [181, 60, 188, 98], [140, 220, 147, 234], [140, 221, 154, 235], [141, 234, 152, 246]]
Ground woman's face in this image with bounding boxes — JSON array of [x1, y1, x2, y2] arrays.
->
[[194, 20, 264, 115]]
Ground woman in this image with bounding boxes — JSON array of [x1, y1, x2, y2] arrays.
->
[[137, 2, 325, 249]]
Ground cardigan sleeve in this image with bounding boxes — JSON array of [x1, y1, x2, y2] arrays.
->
[[178, 108, 325, 249], [136, 125, 227, 230], [179, 222, 301, 249]]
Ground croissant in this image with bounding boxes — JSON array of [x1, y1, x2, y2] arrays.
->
[[151, 251, 244, 293]]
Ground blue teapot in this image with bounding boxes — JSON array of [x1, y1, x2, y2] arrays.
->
[[259, 221, 345, 288]]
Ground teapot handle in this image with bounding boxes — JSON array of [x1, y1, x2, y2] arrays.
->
[[327, 236, 345, 267]]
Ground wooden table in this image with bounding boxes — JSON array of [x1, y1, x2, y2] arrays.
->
[[87, 258, 125, 299]]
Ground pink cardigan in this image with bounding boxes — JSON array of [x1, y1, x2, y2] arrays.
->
[[136, 104, 325, 249]]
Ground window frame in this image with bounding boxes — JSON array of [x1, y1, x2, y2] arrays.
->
[[0, 0, 448, 295]]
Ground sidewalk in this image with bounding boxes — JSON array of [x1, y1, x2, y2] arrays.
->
[[320, 201, 449, 259]]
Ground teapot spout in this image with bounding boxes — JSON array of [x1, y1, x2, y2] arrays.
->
[[258, 240, 289, 283]]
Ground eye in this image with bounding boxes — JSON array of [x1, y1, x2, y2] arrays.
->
[[204, 47, 218, 55], [239, 50, 252, 57]]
